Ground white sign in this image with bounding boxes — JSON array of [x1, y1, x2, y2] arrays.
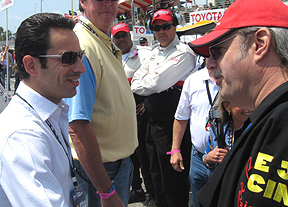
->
[[133, 26, 147, 37], [189, 9, 225, 24], [0, 0, 14, 12]]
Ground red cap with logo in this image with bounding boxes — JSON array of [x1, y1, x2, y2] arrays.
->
[[151, 9, 173, 25], [112, 23, 130, 36], [189, 0, 288, 57]]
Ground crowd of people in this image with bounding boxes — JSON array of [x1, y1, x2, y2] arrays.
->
[[0, 44, 21, 92], [1, 0, 288, 206]]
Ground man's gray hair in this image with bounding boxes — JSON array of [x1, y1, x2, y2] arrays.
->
[[238, 26, 288, 70]]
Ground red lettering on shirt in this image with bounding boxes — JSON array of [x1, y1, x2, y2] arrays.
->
[[246, 157, 254, 179], [238, 182, 246, 207]]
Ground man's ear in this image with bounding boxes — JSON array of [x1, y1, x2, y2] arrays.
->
[[253, 28, 272, 64], [22, 55, 40, 77], [79, 0, 86, 11]]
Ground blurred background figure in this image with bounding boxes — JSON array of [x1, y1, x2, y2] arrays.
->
[[139, 37, 148, 46], [12, 64, 20, 92], [0, 45, 13, 90]]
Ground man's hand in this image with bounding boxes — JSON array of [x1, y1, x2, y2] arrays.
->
[[101, 194, 125, 207], [170, 152, 184, 172], [136, 102, 145, 116]]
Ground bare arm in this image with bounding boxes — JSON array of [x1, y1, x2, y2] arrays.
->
[[69, 120, 124, 207], [170, 119, 188, 172]]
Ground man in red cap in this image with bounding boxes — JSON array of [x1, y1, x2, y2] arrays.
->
[[112, 23, 132, 56], [131, 8, 197, 207], [189, 0, 288, 206]]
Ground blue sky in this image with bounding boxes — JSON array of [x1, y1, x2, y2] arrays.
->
[[0, 0, 80, 34]]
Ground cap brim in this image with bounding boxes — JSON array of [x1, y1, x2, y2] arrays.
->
[[189, 28, 234, 57]]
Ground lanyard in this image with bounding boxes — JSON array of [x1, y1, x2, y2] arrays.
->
[[79, 20, 117, 58], [205, 79, 219, 106], [15, 93, 78, 187]]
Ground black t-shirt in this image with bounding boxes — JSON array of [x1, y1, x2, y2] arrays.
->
[[198, 81, 288, 207]]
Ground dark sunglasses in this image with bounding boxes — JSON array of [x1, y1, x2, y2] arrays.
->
[[152, 24, 173, 32], [38, 50, 85, 65], [114, 33, 129, 39]]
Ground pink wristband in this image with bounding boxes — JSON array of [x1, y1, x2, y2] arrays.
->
[[97, 185, 116, 199], [166, 150, 181, 155]]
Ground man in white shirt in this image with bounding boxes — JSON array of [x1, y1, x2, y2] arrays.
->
[[0, 13, 85, 206], [170, 64, 219, 207], [131, 9, 197, 206]]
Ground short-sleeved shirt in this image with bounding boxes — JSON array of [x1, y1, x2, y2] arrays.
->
[[175, 68, 219, 153]]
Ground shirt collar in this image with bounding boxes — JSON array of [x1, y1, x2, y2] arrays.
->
[[16, 81, 68, 122], [79, 15, 122, 61], [249, 81, 288, 125], [201, 67, 217, 83]]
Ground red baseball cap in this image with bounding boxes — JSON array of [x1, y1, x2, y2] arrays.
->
[[112, 23, 130, 36], [151, 9, 173, 25], [189, 0, 288, 57]]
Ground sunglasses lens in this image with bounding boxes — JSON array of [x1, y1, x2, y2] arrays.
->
[[61, 52, 78, 65], [162, 24, 171, 30], [114, 33, 128, 39], [153, 25, 161, 32], [153, 24, 172, 32]]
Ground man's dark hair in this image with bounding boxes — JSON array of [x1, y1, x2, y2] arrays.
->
[[15, 13, 75, 79]]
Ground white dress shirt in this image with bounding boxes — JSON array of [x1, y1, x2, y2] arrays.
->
[[0, 82, 73, 206], [175, 68, 220, 153]]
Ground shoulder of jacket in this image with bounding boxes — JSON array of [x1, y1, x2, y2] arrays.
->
[[175, 41, 194, 55], [151, 43, 160, 50]]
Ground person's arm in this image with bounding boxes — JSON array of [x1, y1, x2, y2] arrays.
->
[[132, 51, 196, 96], [170, 119, 188, 172], [69, 121, 124, 206]]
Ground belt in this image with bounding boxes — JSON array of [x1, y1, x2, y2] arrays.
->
[[192, 144, 205, 158], [174, 81, 184, 86]]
